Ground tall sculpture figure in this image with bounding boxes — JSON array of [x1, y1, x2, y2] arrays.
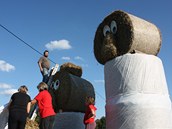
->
[[94, 10, 172, 129]]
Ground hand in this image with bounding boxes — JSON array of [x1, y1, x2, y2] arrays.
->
[[40, 68, 43, 72]]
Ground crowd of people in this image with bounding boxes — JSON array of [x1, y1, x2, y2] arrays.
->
[[7, 50, 97, 129]]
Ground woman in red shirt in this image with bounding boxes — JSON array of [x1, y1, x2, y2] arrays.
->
[[84, 97, 97, 129], [31, 82, 56, 129]]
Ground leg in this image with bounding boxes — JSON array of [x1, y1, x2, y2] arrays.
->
[[48, 115, 55, 129], [40, 117, 49, 129], [18, 118, 27, 129], [8, 112, 18, 129], [43, 74, 49, 83], [42, 68, 49, 83], [40, 115, 55, 129], [86, 122, 96, 129]]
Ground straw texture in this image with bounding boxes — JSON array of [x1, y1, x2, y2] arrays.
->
[[94, 10, 162, 65], [52, 71, 95, 113], [60, 62, 82, 77]]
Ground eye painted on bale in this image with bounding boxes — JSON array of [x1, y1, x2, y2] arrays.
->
[[110, 21, 117, 34], [53, 80, 60, 90], [103, 25, 110, 37]]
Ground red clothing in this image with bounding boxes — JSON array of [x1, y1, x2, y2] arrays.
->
[[84, 104, 97, 124], [35, 90, 55, 118]]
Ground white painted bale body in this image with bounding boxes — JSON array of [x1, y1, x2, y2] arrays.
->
[[104, 53, 172, 129]]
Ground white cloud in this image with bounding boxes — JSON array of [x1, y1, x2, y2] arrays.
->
[[0, 83, 17, 96], [0, 89, 17, 96], [61, 56, 71, 60], [94, 80, 105, 83], [74, 56, 84, 61], [0, 83, 12, 89], [45, 39, 72, 51], [0, 60, 15, 72]]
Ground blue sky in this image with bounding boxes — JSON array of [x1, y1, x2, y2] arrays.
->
[[0, 0, 172, 119]]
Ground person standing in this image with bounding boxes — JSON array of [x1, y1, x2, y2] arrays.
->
[[31, 82, 56, 129], [8, 85, 31, 129], [38, 50, 50, 83], [84, 97, 97, 129]]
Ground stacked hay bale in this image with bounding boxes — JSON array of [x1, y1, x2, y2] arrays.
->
[[94, 10, 172, 129], [51, 62, 95, 129], [94, 10, 161, 65], [60, 62, 82, 77]]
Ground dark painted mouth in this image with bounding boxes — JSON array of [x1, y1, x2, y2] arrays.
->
[[104, 32, 118, 53]]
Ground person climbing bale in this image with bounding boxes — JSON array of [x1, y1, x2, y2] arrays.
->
[[8, 86, 31, 129], [31, 82, 56, 129], [38, 50, 50, 83]]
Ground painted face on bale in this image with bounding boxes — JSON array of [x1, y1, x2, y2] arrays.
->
[[50, 62, 95, 113], [94, 10, 133, 65], [94, 10, 162, 65]]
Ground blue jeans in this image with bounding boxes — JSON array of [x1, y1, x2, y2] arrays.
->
[[42, 68, 49, 83]]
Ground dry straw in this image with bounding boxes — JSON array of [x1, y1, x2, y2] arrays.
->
[[60, 62, 82, 77], [94, 10, 162, 65], [52, 71, 95, 113]]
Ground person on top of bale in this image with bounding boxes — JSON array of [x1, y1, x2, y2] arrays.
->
[[31, 82, 55, 129], [8, 85, 31, 129], [84, 96, 97, 129], [38, 50, 50, 83]]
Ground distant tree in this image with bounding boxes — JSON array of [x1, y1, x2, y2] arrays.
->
[[96, 116, 106, 129]]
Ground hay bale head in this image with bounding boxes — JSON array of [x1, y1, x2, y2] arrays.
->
[[52, 71, 95, 113], [60, 62, 82, 77], [94, 10, 162, 65]]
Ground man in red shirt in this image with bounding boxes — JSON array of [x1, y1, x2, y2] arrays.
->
[[31, 82, 56, 129]]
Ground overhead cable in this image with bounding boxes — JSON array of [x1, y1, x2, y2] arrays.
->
[[0, 23, 56, 65]]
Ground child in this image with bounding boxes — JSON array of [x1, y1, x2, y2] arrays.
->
[[84, 97, 97, 129]]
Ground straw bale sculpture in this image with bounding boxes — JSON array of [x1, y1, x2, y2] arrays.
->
[[51, 62, 95, 113], [94, 10, 172, 129], [94, 10, 161, 65]]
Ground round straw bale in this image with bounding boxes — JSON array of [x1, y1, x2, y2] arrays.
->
[[60, 62, 82, 77], [52, 71, 95, 113], [94, 10, 162, 65]]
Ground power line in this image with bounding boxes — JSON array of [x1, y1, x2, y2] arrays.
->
[[0, 23, 106, 103], [0, 23, 56, 65]]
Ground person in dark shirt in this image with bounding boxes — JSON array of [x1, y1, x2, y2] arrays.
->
[[8, 85, 31, 129]]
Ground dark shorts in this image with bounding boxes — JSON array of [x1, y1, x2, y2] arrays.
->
[[40, 115, 55, 129]]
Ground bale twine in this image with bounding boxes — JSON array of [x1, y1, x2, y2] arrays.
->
[[60, 62, 82, 77], [94, 10, 162, 65], [52, 71, 95, 113]]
